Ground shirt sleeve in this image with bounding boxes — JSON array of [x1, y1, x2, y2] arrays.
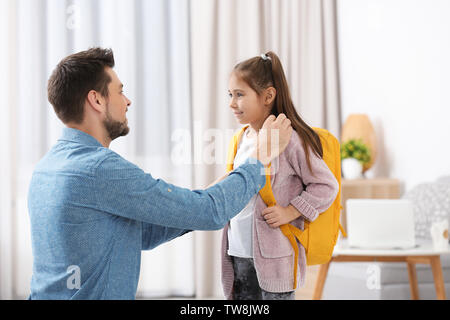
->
[[287, 136, 339, 222], [94, 153, 266, 230], [141, 222, 191, 250]]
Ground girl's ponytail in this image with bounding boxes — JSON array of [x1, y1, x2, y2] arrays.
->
[[265, 51, 323, 173]]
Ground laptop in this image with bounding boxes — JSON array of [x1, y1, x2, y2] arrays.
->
[[346, 199, 416, 249]]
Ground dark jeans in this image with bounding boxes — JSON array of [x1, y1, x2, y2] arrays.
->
[[231, 256, 295, 300]]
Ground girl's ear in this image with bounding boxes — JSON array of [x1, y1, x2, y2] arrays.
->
[[264, 87, 277, 106]]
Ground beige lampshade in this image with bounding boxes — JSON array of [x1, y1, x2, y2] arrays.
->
[[341, 114, 377, 172]]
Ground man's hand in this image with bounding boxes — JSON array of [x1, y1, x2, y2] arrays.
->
[[262, 204, 302, 228], [251, 114, 293, 166]]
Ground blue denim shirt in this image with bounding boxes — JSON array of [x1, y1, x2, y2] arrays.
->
[[28, 127, 265, 299]]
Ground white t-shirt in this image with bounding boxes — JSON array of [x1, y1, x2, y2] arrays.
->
[[227, 128, 257, 258]]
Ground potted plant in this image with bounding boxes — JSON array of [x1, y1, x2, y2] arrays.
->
[[340, 139, 371, 179]]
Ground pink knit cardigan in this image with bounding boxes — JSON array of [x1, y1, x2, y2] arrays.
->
[[221, 130, 339, 299]]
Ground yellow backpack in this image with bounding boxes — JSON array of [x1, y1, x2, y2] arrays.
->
[[226, 126, 346, 289]]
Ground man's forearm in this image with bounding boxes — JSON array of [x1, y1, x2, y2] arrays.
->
[[200, 158, 266, 229]]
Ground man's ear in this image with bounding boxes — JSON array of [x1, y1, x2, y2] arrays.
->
[[264, 87, 276, 106], [86, 90, 106, 114]]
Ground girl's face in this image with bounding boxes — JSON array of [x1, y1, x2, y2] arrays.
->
[[228, 72, 271, 127]]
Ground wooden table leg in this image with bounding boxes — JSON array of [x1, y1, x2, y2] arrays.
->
[[313, 261, 331, 300], [406, 262, 420, 300], [430, 256, 447, 300]]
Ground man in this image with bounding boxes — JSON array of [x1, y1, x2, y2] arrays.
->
[[28, 48, 292, 299]]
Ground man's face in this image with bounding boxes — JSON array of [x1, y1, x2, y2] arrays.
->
[[103, 67, 132, 141]]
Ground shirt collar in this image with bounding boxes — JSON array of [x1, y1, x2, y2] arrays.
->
[[59, 127, 104, 148]]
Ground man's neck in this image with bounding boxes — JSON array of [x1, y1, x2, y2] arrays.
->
[[66, 123, 111, 148]]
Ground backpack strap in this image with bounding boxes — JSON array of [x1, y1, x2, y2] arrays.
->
[[280, 224, 306, 288], [260, 165, 304, 289], [339, 220, 347, 238], [226, 126, 249, 172]]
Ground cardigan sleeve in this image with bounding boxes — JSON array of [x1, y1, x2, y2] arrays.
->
[[287, 133, 339, 222]]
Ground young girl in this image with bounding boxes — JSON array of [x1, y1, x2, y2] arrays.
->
[[221, 52, 339, 300]]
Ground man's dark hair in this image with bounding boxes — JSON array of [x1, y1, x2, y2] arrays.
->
[[47, 47, 115, 124]]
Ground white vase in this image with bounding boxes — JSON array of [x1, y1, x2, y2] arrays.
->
[[342, 158, 363, 179], [430, 220, 449, 251]]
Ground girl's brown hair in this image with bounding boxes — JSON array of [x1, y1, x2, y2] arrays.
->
[[233, 51, 323, 172]]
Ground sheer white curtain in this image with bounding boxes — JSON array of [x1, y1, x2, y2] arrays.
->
[[0, 0, 194, 299], [0, 0, 17, 300]]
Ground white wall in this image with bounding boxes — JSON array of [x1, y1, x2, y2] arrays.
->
[[337, 0, 450, 194]]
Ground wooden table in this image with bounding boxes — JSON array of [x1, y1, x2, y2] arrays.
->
[[313, 241, 450, 300]]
